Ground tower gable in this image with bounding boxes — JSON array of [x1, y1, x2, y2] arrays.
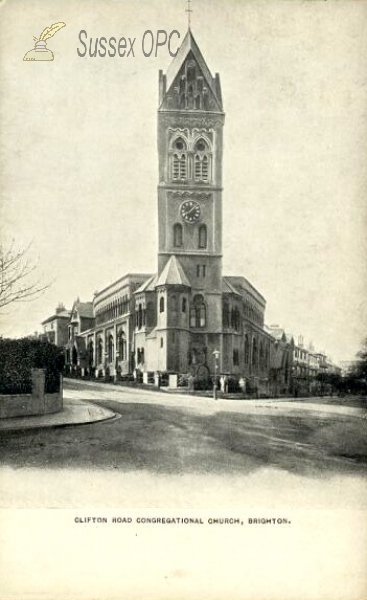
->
[[159, 30, 223, 112]]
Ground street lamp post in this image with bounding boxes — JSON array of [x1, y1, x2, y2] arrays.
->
[[213, 349, 220, 400]]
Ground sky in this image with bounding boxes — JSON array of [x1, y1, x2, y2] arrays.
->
[[0, 0, 366, 363]]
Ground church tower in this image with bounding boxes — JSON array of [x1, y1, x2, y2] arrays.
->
[[156, 28, 225, 374]]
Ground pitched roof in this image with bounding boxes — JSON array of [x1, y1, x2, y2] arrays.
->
[[73, 301, 94, 319], [95, 273, 153, 299], [223, 276, 266, 305], [135, 274, 158, 294], [155, 256, 191, 288], [42, 310, 71, 325], [265, 325, 294, 345], [163, 29, 222, 110]]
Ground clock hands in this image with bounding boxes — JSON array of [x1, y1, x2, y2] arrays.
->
[[180, 201, 201, 223], [186, 205, 199, 217]]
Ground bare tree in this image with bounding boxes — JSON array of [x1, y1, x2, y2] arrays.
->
[[0, 241, 50, 310]]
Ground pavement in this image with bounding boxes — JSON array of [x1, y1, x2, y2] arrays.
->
[[0, 397, 116, 431]]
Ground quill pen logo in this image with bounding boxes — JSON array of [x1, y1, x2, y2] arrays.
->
[[23, 22, 66, 61]]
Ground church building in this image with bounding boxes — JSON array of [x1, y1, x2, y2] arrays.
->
[[133, 29, 272, 384], [59, 28, 275, 393]]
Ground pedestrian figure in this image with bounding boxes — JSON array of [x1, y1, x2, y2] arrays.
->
[[188, 374, 194, 391]]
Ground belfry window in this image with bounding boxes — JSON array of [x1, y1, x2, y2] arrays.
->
[[171, 138, 187, 181], [194, 139, 211, 182], [198, 224, 207, 248], [190, 294, 206, 328], [173, 223, 183, 247]]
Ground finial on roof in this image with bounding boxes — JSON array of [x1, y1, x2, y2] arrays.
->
[[185, 0, 193, 28]]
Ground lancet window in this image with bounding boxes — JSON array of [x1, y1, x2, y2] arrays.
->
[[194, 139, 211, 182], [189, 294, 206, 328], [171, 138, 187, 181]]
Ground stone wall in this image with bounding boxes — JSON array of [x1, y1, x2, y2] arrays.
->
[[0, 369, 63, 419]]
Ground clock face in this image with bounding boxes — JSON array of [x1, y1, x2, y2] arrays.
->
[[180, 200, 201, 224]]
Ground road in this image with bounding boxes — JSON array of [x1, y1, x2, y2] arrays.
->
[[0, 379, 366, 508]]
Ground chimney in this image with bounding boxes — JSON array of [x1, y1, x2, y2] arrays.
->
[[56, 302, 65, 314]]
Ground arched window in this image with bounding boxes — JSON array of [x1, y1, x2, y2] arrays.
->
[[182, 297, 187, 313], [173, 223, 183, 247], [244, 334, 250, 365], [137, 303, 143, 329], [171, 138, 187, 180], [194, 139, 210, 182], [118, 331, 126, 361], [252, 338, 258, 369], [108, 334, 114, 363], [159, 296, 165, 313], [198, 224, 207, 248], [97, 338, 103, 365], [259, 341, 264, 370], [189, 294, 206, 328]]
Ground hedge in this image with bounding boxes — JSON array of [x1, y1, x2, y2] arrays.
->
[[0, 338, 65, 395]]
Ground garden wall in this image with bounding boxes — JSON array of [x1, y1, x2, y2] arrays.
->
[[0, 369, 63, 419]]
